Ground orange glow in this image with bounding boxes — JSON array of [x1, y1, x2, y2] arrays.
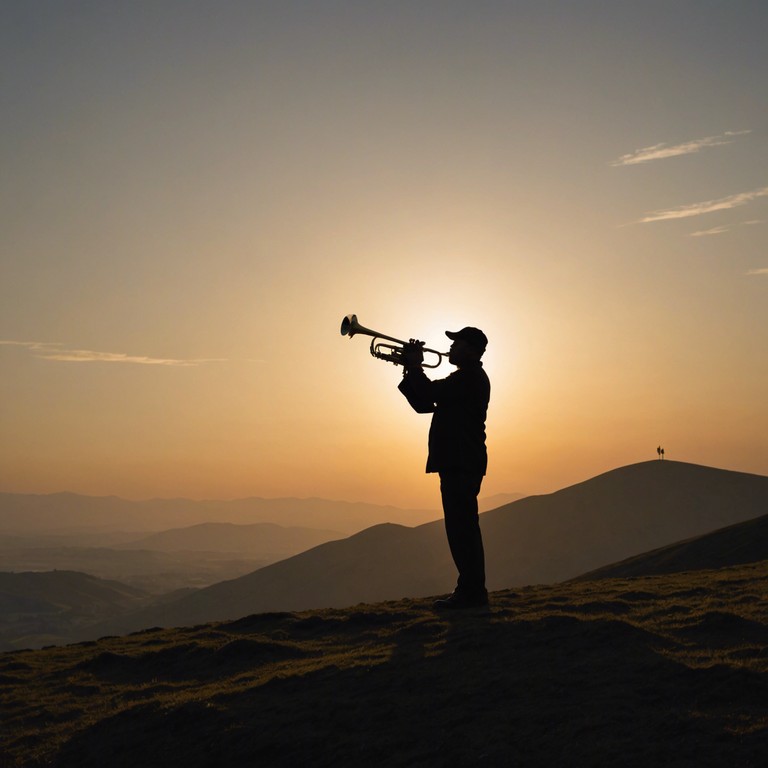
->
[[1, 5, 767, 510]]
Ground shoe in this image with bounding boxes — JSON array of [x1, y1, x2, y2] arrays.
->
[[432, 590, 489, 610]]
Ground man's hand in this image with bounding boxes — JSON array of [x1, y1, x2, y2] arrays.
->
[[401, 339, 425, 368]]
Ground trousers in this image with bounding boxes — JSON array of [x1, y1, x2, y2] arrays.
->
[[439, 470, 486, 595]]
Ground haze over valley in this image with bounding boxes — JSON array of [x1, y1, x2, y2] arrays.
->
[[2, 461, 766, 652]]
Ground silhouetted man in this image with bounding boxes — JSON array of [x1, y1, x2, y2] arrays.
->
[[399, 326, 490, 609]]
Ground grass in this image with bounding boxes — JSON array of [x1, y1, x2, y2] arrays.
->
[[1, 561, 766, 767]]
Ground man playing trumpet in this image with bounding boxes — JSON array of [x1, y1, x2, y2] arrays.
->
[[398, 327, 491, 610]]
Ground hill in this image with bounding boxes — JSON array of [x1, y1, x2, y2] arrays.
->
[[480, 459, 768, 583], [102, 522, 452, 633], [1, 562, 766, 767], [104, 460, 768, 634], [575, 512, 768, 581], [0, 571, 150, 652]]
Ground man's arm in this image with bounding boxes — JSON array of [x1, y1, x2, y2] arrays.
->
[[398, 365, 436, 413], [397, 340, 436, 413]]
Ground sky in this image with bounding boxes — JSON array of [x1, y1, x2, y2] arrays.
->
[[1, 1, 767, 510]]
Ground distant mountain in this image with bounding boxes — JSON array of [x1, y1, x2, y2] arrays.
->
[[120, 522, 343, 555], [0, 531, 150, 549], [0, 525, 343, 596], [0, 493, 438, 535], [0, 545, 263, 594], [102, 461, 768, 634], [574, 512, 768, 581]]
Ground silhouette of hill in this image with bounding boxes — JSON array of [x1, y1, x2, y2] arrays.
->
[[2, 562, 766, 767], [479, 459, 768, 584], [0, 492, 438, 535], [102, 523, 452, 633], [102, 460, 768, 635], [575, 512, 768, 581]]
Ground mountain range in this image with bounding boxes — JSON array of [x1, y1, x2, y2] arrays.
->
[[100, 460, 768, 635], [0, 492, 442, 536], [119, 521, 343, 555], [2, 460, 766, 651]]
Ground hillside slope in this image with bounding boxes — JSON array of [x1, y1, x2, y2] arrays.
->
[[574, 512, 768, 581], [2, 562, 766, 767], [104, 522, 453, 632], [0, 571, 150, 651]]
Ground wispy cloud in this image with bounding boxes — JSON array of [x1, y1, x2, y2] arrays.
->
[[746, 268, 768, 276], [611, 130, 751, 166], [638, 186, 768, 224], [0, 341, 227, 366], [689, 226, 729, 237], [684, 219, 761, 237]]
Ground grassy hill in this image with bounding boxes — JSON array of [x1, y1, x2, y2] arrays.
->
[[1, 561, 766, 767], [0, 572, 149, 652]]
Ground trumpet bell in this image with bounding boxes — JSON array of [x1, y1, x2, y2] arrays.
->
[[340, 314, 360, 337], [340, 313, 401, 345]]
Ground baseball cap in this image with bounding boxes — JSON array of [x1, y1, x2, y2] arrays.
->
[[445, 326, 488, 353]]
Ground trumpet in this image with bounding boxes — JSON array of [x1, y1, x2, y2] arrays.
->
[[340, 314, 447, 368]]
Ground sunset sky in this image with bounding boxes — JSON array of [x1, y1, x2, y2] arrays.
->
[[2, 1, 767, 510]]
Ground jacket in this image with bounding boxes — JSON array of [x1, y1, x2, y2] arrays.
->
[[398, 361, 490, 474]]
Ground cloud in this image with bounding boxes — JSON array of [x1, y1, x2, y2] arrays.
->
[[689, 226, 729, 237], [746, 268, 768, 276], [611, 130, 751, 166], [638, 186, 768, 224], [0, 341, 226, 366]]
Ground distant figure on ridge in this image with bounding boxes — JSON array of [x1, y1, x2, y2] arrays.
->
[[657, 446, 665, 461], [399, 326, 490, 610]]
